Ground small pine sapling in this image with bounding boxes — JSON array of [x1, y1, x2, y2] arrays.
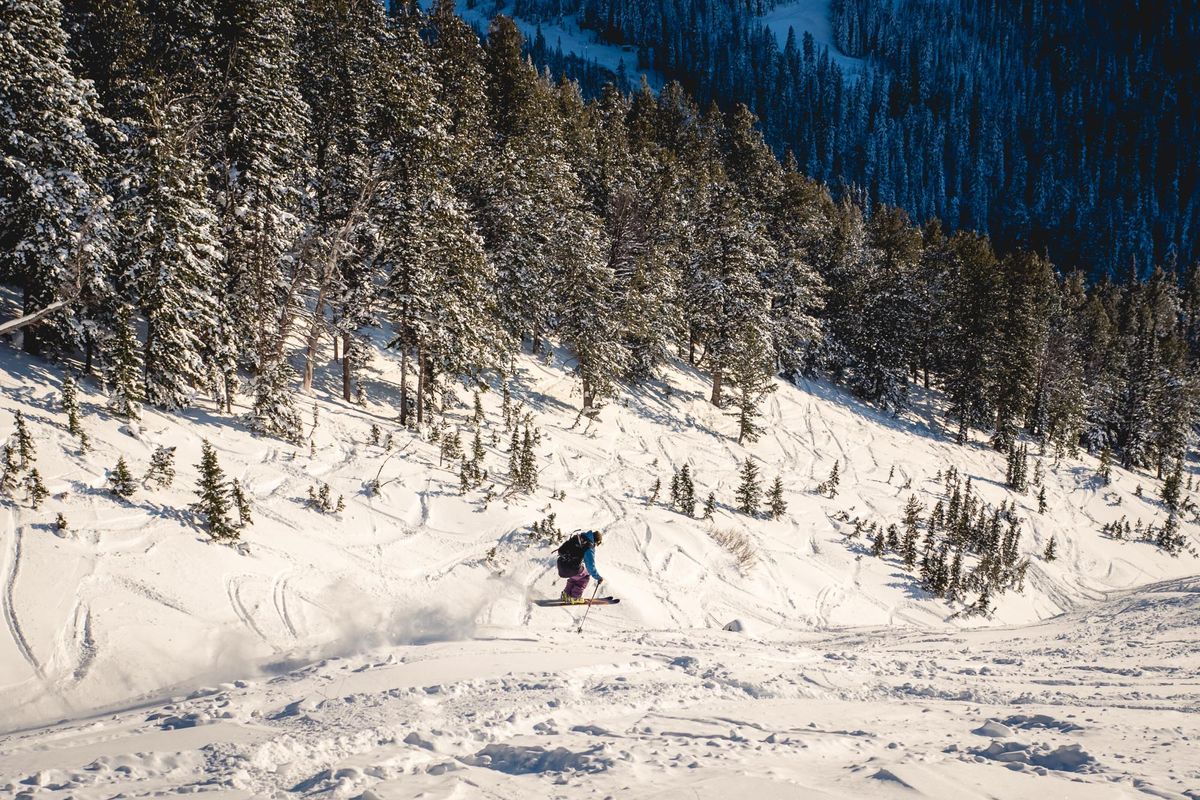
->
[[1161, 461, 1183, 510], [368, 424, 381, 447], [26, 468, 48, 509], [473, 391, 485, 424], [62, 374, 84, 439], [472, 427, 485, 463], [335, 494, 345, 514], [108, 456, 137, 498], [703, 491, 716, 519], [887, 464, 895, 483], [886, 523, 900, 551], [231, 479, 252, 528], [871, 525, 886, 557], [0, 444, 19, 493], [1043, 536, 1057, 562], [817, 461, 840, 498], [145, 446, 176, 489], [1037, 485, 1047, 514], [1098, 445, 1112, 485], [13, 411, 36, 467], [195, 440, 237, 541], [735, 458, 761, 516], [648, 476, 661, 505], [766, 476, 787, 519], [669, 468, 681, 510]]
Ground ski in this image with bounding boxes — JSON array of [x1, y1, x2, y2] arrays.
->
[[533, 596, 620, 607]]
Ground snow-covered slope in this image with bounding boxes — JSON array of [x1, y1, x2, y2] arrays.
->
[[416, 0, 664, 90], [0, 340, 1197, 796], [760, 0, 865, 75]]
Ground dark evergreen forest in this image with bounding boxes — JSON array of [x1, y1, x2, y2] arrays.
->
[[512, 0, 1200, 280], [1, 0, 1197, 488]]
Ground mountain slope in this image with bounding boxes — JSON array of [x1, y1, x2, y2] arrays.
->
[[0, 334, 1196, 740]]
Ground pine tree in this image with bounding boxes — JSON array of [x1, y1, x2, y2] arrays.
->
[[669, 468, 681, 509], [1161, 460, 1183, 511], [886, 523, 901, 552], [108, 305, 143, 420], [1097, 445, 1113, 485], [194, 440, 236, 541], [1037, 486, 1048, 514], [703, 491, 716, 519], [249, 361, 304, 443], [231, 479, 252, 528], [12, 411, 35, 467], [818, 460, 840, 497], [0, 0, 113, 356], [766, 476, 787, 519], [1043, 536, 1057, 562], [54, 513, 67, 532], [871, 525, 886, 557], [677, 464, 696, 516], [61, 374, 83, 438], [735, 458, 761, 516], [648, 476, 661, 505], [145, 445, 175, 489], [25, 468, 48, 509], [0, 445, 19, 493], [108, 456, 136, 498]]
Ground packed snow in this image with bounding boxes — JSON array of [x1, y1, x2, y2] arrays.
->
[[1, 340, 1198, 798]]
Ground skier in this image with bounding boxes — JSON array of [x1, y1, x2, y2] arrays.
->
[[557, 529, 604, 604]]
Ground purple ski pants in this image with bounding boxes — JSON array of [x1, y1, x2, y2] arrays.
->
[[564, 564, 591, 599]]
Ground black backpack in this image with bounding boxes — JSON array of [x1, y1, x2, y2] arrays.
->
[[556, 532, 589, 577]]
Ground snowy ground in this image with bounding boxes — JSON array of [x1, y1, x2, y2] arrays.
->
[[1, 338, 1198, 797], [760, 0, 866, 75], [416, 0, 664, 90]]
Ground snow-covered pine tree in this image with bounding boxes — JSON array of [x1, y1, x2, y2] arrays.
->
[[735, 458, 761, 516], [127, 99, 222, 410], [107, 455, 136, 498], [703, 491, 716, 519], [231, 478, 252, 528], [0, 0, 113, 356], [61, 373, 83, 438], [1043, 536, 1057, 562], [12, 411, 35, 467], [25, 467, 48, 508], [107, 304, 142, 420], [677, 464, 696, 517], [0, 445, 18, 493], [145, 445, 175, 489], [688, 190, 774, 409], [194, 439, 236, 541], [766, 476, 787, 519], [223, 0, 312, 424]]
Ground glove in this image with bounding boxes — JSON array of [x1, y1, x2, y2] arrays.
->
[[596, 577, 604, 587]]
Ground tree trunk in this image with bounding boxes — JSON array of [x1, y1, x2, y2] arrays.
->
[[416, 346, 426, 426], [301, 289, 327, 393], [342, 332, 352, 402], [688, 333, 696, 365], [530, 323, 542, 356], [710, 366, 723, 407], [581, 369, 593, 412], [399, 346, 410, 426]]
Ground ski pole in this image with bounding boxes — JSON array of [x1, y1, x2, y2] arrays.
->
[[576, 582, 601, 635]]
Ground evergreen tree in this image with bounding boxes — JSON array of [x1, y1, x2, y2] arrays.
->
[[766, 476, 787, 519], [25, 467, 48, 508], [703, 491, 716, 519], [1161, 460, 1183, 511], [145, 445, 175, 489], [107, 304, 142, 420], [1037, 485, 1048, 514], [1043, 536, 1058, 562], [12, 411, 35, 467], [1098, 445, 1113, 485], [248, 361, 304, 443], [194, 439, 237, 541], [871, 525, 886, 557], [61, 373, 83, 437], [0, 0, 113, 355], [231, 478, 252, 528], [676, 464, 696, 516], [735, 458, 761, 516], [108, 456, 136, 498], [0, 445, 18, 493]]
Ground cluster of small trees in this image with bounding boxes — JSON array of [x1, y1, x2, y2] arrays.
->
[[1101, 515, 1191, 557], [1, 412, 48, 508], [649, 459, 786, 522], [846, 467, 1032, 614]]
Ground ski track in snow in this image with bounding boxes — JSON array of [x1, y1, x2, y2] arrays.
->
[[2, 512, 44, 682]]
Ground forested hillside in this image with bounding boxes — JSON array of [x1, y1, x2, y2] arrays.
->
[[1, 0, 1199, 503], [505, 0, 1200, 278]]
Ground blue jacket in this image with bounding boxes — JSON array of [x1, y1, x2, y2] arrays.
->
[[580, 531, 602, 581]]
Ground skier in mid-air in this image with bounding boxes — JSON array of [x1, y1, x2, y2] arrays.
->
[[557, 530, 603, 604]]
